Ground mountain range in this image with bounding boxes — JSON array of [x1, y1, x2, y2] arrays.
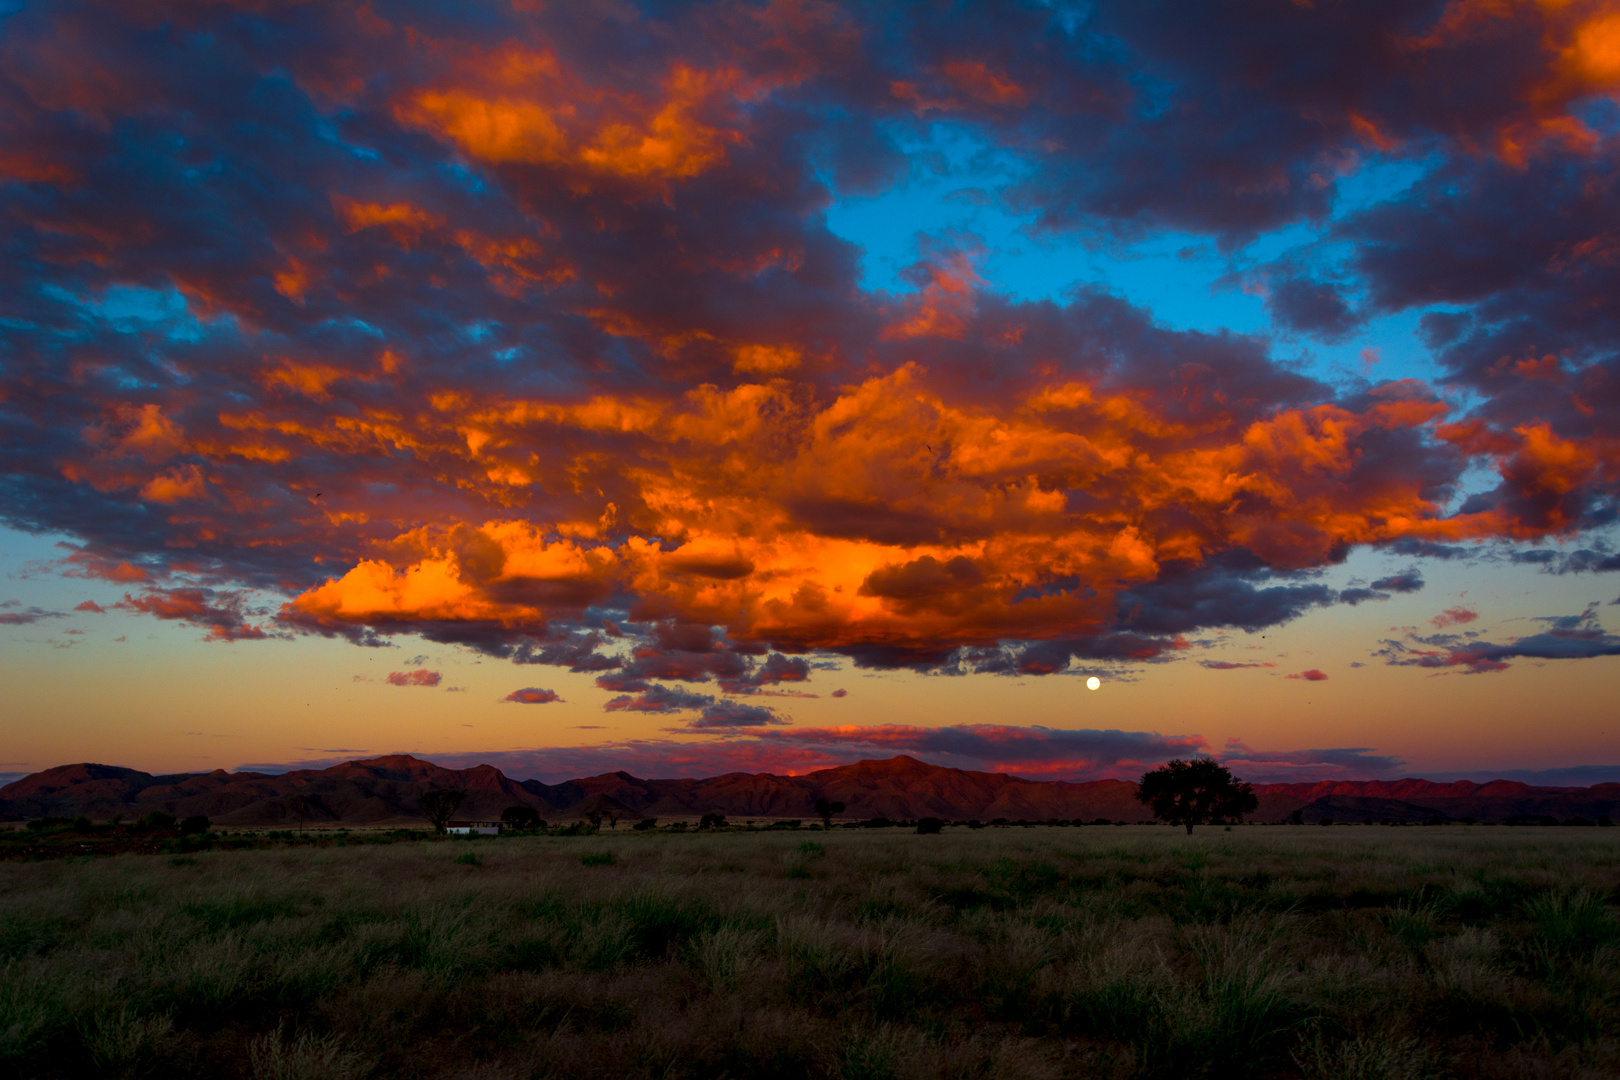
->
[[4, 755, 1619, 827]]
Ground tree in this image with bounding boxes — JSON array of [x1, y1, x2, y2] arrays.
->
[[699, 812, 727, 830], [291, 795, 317, 832], [139, 811, 178, 832], [813, 798, 845, 829], [1136, 759, 1257, 835], [420, 788, 467, 833], [501, 805, 542, 831]]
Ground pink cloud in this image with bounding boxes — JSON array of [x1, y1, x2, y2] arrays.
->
[[505, 687, 562, 704], [1286, 669, 1329, 681], [386, 668, 441, 687], [1432, 607, 1479, 628]]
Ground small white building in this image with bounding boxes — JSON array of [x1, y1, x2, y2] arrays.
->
[[446, 819, 501, 835]]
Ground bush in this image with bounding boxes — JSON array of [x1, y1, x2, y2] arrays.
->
[[915, 818, 944, 835], [633, 817, 658, 831], [699, 813, 728, 830], [140, 811, 178, 832], [180, 815, 211, 835], [500, 805, 543, 830]]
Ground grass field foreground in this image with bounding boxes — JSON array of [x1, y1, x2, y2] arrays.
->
[[2, 827, 1617, 1079]]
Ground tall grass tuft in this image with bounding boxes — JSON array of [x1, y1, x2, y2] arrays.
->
[[248, 1026, 366, 1080]]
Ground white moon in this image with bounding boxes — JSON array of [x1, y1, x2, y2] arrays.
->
[[1086, 676, 1101, 690]]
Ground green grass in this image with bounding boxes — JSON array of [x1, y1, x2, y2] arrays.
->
[[0, 827, 1617, 1078]]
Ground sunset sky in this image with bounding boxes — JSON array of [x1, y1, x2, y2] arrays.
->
[[3, 0, 1619, 787]]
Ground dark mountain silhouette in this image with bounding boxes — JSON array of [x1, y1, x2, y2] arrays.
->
[[2, 755, 1616, 826]]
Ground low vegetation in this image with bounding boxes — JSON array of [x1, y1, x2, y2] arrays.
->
[[2, 827, 1617, 1079]]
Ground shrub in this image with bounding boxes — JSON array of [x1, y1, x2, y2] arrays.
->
[[699, 813, 728, 830], [180, 814, 211, 835], [453, 851, 481, 867], [633, 817, 658, 831], [500, 805, 542, 830], [915, 818, 944, 835], [580, 851, 614, 866], [140, 811, 178, 832]]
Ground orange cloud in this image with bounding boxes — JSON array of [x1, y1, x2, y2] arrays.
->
[[332, 196, 444, 248], [270, 358, 1510, 666], [1410, 0, 1620, 163], [140, 465, 207, 504], [394, 44, 787, 185]]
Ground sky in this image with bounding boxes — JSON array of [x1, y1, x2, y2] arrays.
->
[[3, 0, 1620, 787]]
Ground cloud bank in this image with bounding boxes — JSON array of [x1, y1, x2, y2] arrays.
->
[[1, 0, 1619, 696]]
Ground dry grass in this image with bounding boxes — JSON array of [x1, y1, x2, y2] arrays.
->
[[1, 825, 1617, 1079]]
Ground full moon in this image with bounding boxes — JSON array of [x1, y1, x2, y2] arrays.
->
[[1086, 676, 1101, 690]]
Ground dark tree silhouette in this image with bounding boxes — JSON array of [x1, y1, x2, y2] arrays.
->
[[420, 789, 467, 833], [1136, 759, 1258, 834], [501, 805, 542, 830], [699, 812, 727, 830], [290, 795, 320, 832], [813, 798, 845, 828]]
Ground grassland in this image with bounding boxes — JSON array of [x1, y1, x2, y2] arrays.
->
[[2, 825, 1617, 1080]]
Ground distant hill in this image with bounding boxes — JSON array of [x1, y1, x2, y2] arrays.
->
[[2, 755, 1617, 827]]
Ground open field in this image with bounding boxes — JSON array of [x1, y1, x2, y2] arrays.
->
[[3, 827, 1618, 1080]]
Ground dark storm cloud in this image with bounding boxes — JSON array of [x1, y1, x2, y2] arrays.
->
[[1512, 546, 1620, 574], [1266, 276, 1360, 341], [1370, 571, 1424, 593], [603, 685, 716, 715], [0, 605, 64, 625], [685, 701, 787, 729], [1376, 603, 1620, 673], [1114, 558, 1335, 635], [1219, 741, 1405, 783]]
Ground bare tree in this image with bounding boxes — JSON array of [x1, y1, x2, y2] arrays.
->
[[813, 798, 845, 829], [420, 789, 467, 833]]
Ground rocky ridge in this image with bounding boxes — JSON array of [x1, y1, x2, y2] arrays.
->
[[2, 755, 1616, 827]]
